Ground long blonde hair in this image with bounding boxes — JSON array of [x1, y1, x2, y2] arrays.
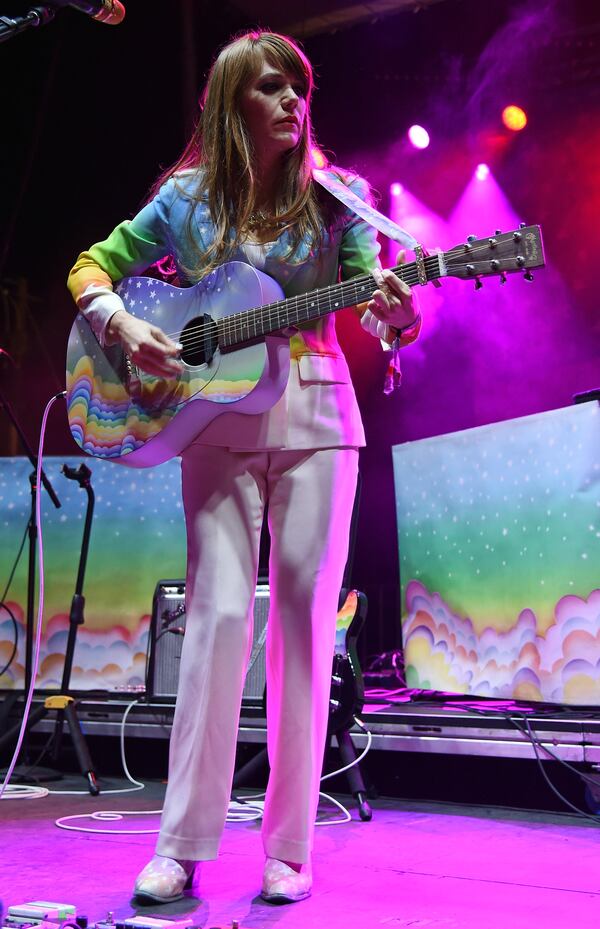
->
[[151, 31, 328, 281]]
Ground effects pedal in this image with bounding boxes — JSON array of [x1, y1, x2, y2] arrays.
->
[[94, 918, 196, 929], [3, 902, 84, 929]]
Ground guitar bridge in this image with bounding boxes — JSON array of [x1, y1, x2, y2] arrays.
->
[[122, 352, 143, 398], [124, 354, 140, 382]]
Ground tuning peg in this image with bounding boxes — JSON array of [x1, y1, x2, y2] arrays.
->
[[488, 237, 498, 248], [523, 271, 534, 282], [464, 242, 473, 252], [519, 222, 526, 228], [513, 231, 522, 242], [466, 263, 475, 275], [467, 234, 477, 243], [490, 259, 501, 271], [474, 278, 483, 290], [499, 272, 507, 284], [516, 256, 526, 267], [495, 229, 502, 236]]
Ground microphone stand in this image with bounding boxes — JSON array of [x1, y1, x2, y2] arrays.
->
[[0, 384, 61, 764], [0, 6, 57, 43], [46, 463, 99, 795]]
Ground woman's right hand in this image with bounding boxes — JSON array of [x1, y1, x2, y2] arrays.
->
[[107, 310, 183, 378]]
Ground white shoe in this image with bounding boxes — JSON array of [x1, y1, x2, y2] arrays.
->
[[133, 855, 197, 903], [261, 857, 312, 903]]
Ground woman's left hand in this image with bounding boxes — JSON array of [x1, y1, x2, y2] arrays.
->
[[367, 251, 418, 331]]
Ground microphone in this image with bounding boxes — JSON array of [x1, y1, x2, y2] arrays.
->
[[52, 1, 126, 25]]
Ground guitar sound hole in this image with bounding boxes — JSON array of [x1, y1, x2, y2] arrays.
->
[[179, 314, 218, 366]]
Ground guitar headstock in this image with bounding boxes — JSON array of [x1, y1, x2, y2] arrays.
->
[[443, 225, 545, 284]]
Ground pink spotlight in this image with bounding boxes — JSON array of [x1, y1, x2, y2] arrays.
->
[[476, 163, 490, 181], [390, 182, 403, 197], [408, 125, 430, 150]]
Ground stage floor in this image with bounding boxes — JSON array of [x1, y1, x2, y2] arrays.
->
[[2, 778, 600, 928]]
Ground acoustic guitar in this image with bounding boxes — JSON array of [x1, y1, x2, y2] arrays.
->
[[66, 225, 545, 467]]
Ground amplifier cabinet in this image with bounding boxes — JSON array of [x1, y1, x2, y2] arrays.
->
[[147, 579, 269, 705]]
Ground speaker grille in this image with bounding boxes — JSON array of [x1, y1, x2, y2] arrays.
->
[[243, 584, 269, 702], [148, 580, 269, 705]]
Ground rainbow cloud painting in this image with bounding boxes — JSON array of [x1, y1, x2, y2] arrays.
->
[[393, 402, 600, 705]]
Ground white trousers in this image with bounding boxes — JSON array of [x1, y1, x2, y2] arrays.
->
[[155, 444, 359, 864]]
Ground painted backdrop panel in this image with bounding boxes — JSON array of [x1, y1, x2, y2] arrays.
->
[[0, 457, 186, 691], [393, 402, 600, 704]]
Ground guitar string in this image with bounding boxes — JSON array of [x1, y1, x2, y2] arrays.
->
[[158, 262, 426, 351], [161, 260, 499, 355], [175, 235, 529, 351], [154, 235, 529, 347], [162, 251, 527, 356], [163, 272, 422, 356], [131, 236, 532, 355]]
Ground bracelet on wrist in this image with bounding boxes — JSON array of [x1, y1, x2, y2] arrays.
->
[[391, 311, 422, 336]]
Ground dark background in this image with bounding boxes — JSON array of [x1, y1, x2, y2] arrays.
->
[[1, 0, 598, 660]]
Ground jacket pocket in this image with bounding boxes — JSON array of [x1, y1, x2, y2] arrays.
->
[[297, 353, 351, 385]]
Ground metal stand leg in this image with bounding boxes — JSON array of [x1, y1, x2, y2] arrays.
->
[[47, 696, 98, 795], [46, 463, 99, 795], [334, 727, 372, 821]]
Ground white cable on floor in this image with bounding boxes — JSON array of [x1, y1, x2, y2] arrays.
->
[[55, 807, 163, 834], [54, 716, 373, 834], [320, 717, 373, 782], [317, 717, 373, 825], [1, 783, 49, 799], [49, 698, 146, 795]]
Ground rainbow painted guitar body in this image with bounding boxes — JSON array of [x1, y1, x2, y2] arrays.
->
[[66, 262, 289, 467]]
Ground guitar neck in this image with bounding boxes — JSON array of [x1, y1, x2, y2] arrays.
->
[[216, 223, 545, 348], [218, 254, 442, 348]]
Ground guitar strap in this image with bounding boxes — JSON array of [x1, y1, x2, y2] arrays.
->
[[313, 167, 420, 394], [312, 167, 420, 250]]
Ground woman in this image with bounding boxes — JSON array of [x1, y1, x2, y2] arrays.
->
[[68, 30, 420, 904]]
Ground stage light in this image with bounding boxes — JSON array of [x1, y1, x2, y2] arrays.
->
[[476, 163, 490, 181], [390, 182, 403, 197], [408, 125, 430, 150], [311, 146, 327, 168], [502, 105, 527, 131]]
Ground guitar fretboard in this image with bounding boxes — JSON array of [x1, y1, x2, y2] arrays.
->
[[217, 256, 439, 347]]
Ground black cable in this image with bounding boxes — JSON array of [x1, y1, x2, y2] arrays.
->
[[0, 518, 29, 676], [0, 602, 19, 679], [1, 517, 28, 605], [515, 716, 600, 825], [509, 713, 600, 792], [17, 730, 56, 778], [362, 691, 600, 821]]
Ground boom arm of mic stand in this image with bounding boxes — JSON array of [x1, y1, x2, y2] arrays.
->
[[0, 386, 62, 508], [0, 6, 57, 44]]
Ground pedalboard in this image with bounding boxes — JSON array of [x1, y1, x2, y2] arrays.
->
[[3, 907, 245, 929]]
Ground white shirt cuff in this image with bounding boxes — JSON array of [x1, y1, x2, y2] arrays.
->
[[78, 287, 126, 347], [360, 308, 394, 347]]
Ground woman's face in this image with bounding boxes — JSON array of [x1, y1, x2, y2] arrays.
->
[[240, 54, 307, 166]]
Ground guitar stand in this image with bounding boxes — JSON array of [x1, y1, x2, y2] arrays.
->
[[233, 727, 373, 822], [330, 725, 372, 822], [233, 587, 373, 821]]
